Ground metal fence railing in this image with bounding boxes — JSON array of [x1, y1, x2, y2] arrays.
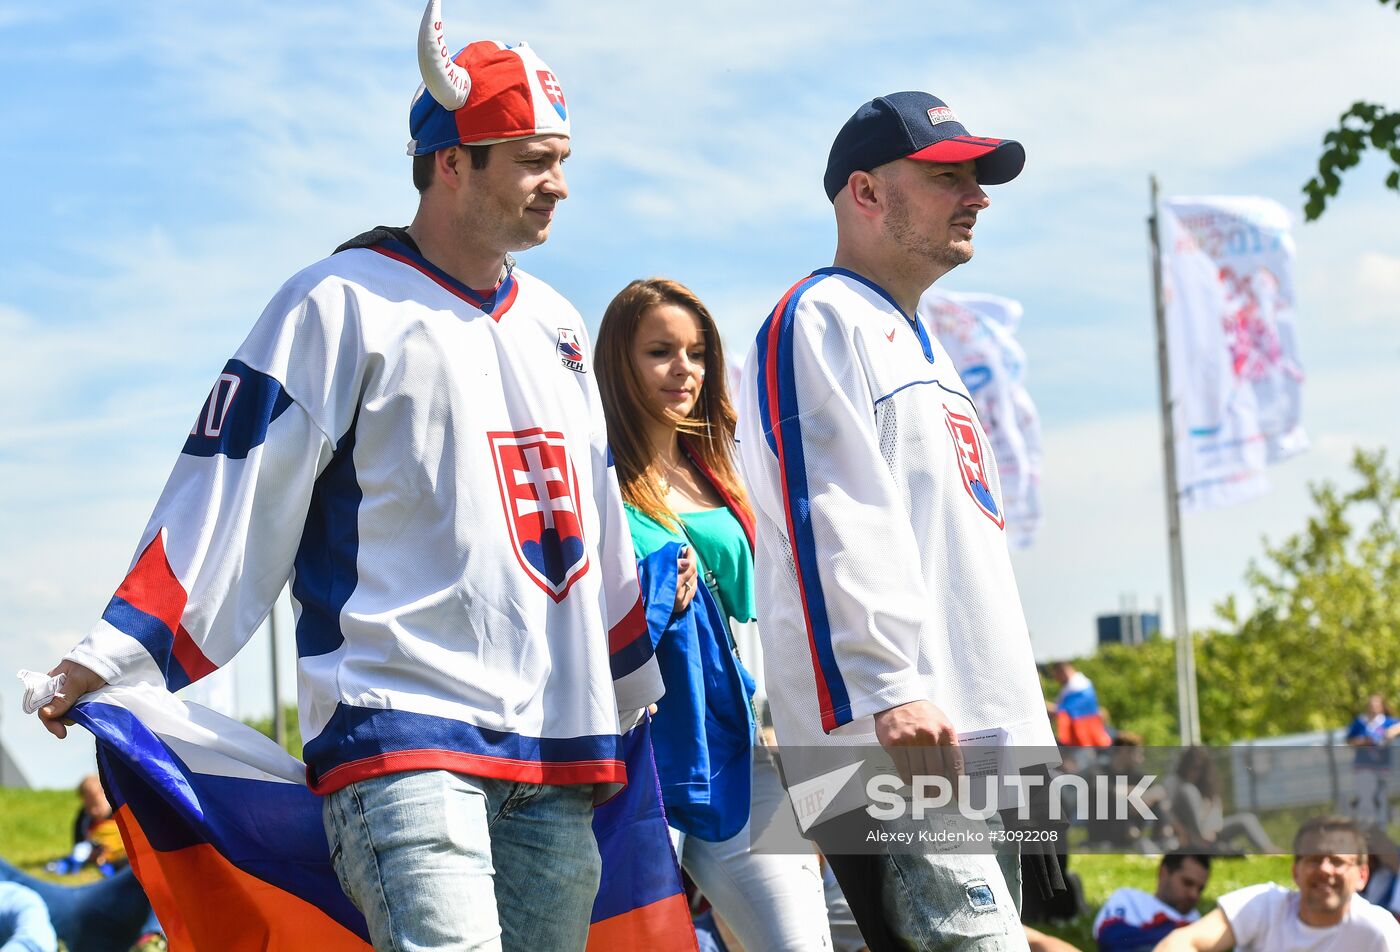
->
[[1230, 730, 1399, 813]]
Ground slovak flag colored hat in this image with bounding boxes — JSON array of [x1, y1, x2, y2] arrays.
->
[[823, 91, 1024, 201], [407, 0, 570, 156]]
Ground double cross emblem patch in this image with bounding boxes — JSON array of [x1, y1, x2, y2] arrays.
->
[[537, 70, 566, 120], [489, 428, 589, 600], [944, 408, 1004, 529]]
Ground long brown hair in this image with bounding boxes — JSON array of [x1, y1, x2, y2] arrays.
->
[[595, 278, 750, 532]]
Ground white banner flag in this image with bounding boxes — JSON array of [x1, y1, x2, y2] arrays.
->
[[1161, 197, 1308, 511], [919, 290, 1043, 548]]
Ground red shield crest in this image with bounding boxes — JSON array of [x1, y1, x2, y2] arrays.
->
[[944, 408, 1004, 529], [489, 428, 589, 601], [537, 69, 567, 120]]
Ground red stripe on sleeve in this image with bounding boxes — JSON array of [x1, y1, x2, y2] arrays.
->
[[116, 533, 218, 685], [115, 535, 187, 637], [608, 594, 647, 654], [171, 624, 219, 684]]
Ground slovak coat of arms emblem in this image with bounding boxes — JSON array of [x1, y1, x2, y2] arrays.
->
[[943, 407, 1004, 529]]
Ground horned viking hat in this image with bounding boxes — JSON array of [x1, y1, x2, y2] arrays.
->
[[407, 0, 570, 156]]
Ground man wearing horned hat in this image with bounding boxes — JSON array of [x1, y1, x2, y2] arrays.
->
[[32, 2, 661, 948]]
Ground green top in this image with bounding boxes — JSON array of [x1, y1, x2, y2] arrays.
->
[[626, 504, 756, 626]]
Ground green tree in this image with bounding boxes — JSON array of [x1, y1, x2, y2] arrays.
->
[[1207, 448, 1400, 737], [244, 703, 303, 758], [1054, 450, 1400, 744], [1302, 2, 1400, 221]]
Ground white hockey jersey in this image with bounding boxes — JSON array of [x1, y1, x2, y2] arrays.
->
[[1092, 887, 1199, 951], [66, 230, 662, 794], [735, 268, 1056, 758]]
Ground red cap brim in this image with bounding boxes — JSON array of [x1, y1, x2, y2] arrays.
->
[[907, 136, 1025, 185]]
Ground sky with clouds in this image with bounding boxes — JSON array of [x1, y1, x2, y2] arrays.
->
[[2, 1, 1398, 787]]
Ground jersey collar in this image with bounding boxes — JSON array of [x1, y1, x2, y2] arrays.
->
[[371, 239, 519, 320], [813, 267, 935, 364]]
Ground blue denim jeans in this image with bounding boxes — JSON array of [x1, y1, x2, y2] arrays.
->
[[881, 815, 1027, 951], [323, 770, 601, 952]]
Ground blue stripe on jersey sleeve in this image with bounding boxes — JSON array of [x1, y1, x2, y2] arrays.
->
[[100, 595, 192, 692], [292, 416, 362, 659], [182, 359, 295, 460], [609, 627, 656, 681]]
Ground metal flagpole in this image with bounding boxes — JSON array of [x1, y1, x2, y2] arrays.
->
[[1148, 175, 1202, 747], [270, 588, 287, 749]]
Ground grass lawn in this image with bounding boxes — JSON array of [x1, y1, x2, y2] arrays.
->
[[0, 786, 101, 884]]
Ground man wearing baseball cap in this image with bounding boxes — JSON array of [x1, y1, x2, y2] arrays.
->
[[33, 2, 661, 949], [736, 91, 1058, 949]]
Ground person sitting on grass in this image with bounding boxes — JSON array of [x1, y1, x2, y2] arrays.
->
[[1164, 749, 1277, 855], [1152, 814, 1400, 951], [1082, 734, 1171, 853], [46, 775, 125, 877], [1093, 854, 1210, 951]]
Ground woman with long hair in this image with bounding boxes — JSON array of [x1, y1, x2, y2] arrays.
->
[[596, 278, 831, 951], [1168, 748, 1277, 853]]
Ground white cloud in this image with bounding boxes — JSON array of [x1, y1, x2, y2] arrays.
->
[[969, 3, 1400, 186]]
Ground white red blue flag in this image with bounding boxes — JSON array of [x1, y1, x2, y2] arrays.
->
[[1053, 671, 1112, 748], [67, 684, 694, 951]]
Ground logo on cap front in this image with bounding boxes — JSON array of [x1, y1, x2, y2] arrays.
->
[[927, 106, 957, 126], [537, 70, 567, 120]]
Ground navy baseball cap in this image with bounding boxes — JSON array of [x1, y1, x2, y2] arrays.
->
[[823, 91, 1025, 201]]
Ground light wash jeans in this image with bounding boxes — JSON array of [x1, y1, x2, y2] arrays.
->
[[323, 770, 600, 952], [880, 815, 1027, 952], [670, 750, 832, 951]]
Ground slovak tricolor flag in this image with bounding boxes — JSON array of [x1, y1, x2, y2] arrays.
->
[[1053, 672, 1113, 748], [68, 684, 694, 951], [587, 721, 698, 952]]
